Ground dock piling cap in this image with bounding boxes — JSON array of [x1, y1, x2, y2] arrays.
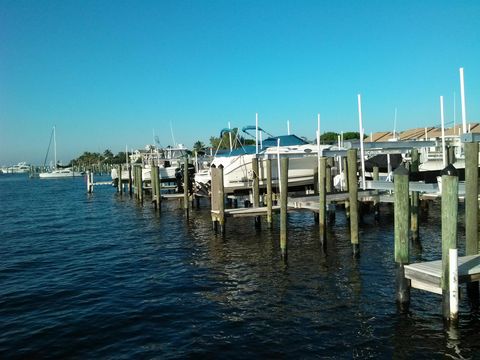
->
[[441, 164, 458, 176], [393, 164, 409, 176]]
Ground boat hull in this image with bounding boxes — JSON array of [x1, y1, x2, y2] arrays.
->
[[195, 144, 330, 194], [39, 169, 84, 178]]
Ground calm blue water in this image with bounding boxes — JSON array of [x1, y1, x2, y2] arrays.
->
[[1, 174, 479, 359]]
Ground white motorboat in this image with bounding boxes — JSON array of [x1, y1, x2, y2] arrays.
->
[[1, 162, 31, 174], [195, 134, 333, 194], [111, 144, 190, 183]]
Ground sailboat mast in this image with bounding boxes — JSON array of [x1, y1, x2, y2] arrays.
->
[[53, 126, 57, 169]]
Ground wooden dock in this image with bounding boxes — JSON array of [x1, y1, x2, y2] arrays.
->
[[212, 205, 281, 218], [88, 140, 480, 327], [405, 254, 480, 295]]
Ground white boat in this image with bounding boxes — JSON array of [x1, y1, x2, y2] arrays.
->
[[39, 126, 84, 179], [111, 144, 189, 183], [1, 162, 31, 174], [39, 167, 84, 178], [195, 134, 333, 194]]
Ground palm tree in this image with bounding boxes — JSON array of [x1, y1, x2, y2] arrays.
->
[[193, 141, 205, 153]]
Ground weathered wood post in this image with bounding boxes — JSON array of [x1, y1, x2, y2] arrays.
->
[[266, 158, 273, 228], [128, 165, 133, 196], [252, 156, 261, 228], [326, 161, 335, 224], [326, 162, 332, 193], [183, 156, 190, 214], [449, 248, 459, 325], [151, 165, 156, 205], [211, 165, 226, 233], [394, 165, 410, 311], [447, 145, 455, 165], [410, 149, 420, 242], [152, 165, 161, 210], [280, 157, 289, 260], [139, 166, 144, 201], [373, 166, 380, 220], [347, 149, 359, 255], [343, 156, 350, 219], [319, 157, 327, 248], [441, 164, 459, 323], [133, 165, 138, 198], [313, 166, 319, 223], [465, 141, 479, 307], [86, 170, 93, 193], [115, 165, 121, 193]]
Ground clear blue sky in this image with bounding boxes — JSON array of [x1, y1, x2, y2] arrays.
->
[[1, 0, 479, 165]]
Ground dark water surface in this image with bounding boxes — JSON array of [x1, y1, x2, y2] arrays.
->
[[1, 174, 480, 359]]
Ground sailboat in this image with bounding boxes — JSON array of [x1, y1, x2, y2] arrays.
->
[[39, 126, 84, 179]]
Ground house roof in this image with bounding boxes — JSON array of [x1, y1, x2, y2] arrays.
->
[[366, 122, 479, 141]]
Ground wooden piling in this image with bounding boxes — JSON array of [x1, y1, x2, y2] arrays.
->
[[372, 166, 380, 220], [117, 165, 123, 194], [465, 141, 479, 307], [449, 248, 459, 324], [138, 166, 143, 201], [326, 163, 332, 193], [447, 146, 455, 165], [343, 156, 350, 219], [280, 157, 289, 260], [211, 165, 226, 233], [128, 165, 133, 196], [183, 157, 189, 214], [152, 165, 161, 210], [410, 149, 420, 242], [252, 156, 261, 227], [86, 170, 93, 193], [133, 165, 138, 198], [394, 165, 410, 310], [347, 149, 359, 255], [319, 157, 327, 247], [266, 158, 273, 227], [441, 164, 459, 323]]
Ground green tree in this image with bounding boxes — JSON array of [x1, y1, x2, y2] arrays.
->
[[343, 132, 361, 140], [193, 141, 206, 153], [320, 132, 339, 144], [103, 149, 114, 160]]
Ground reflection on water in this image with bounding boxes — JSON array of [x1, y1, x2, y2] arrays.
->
[[0, 175, 479, 358]]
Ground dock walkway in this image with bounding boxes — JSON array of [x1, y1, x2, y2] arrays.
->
[[405, 254, 480, 295]]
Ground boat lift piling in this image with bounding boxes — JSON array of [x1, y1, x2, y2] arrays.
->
[[394, 165, 411, 311], [410, 149, 420, 242], [211, 165, 226, 234], [128, 165, 133, 196], [151, 165, 162, 210], [183, 157, 190, 216], [343, 156, 350, 219], [347, 149, 360, 256], [252, 156, 261, 228], [441, 164, 459, 324], [86, 170, 114, 193], [280, 157, 289, 260], [318, 157, 327, 248], [372, 166, 380, 220], [326, 159, 335, 224], [117, 165, 123, 194], [266, 158, 273, 228], [464, 141, 479, 307]]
